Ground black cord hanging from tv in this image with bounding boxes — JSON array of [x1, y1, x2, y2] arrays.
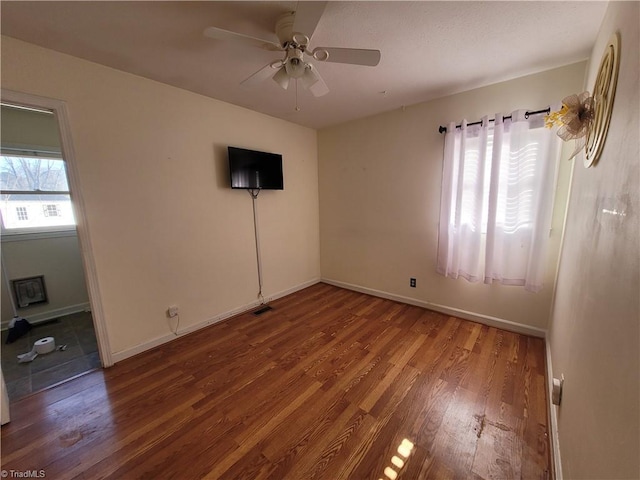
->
[[247, 188, 266, 305]]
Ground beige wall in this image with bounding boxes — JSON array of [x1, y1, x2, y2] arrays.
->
[[1, 267, 15, 322], [1, 36, 320, 357], [319, 62, 586, 331], [548, 2, 639, 478], [1, 235, 90, 325]]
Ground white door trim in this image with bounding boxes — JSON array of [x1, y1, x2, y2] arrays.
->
[[1, 88, 113, 367]]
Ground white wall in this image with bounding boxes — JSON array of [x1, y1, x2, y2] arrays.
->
[[1, 36, 320, 358], [319, 62, 586, 332], [548, 2, 639, 478]]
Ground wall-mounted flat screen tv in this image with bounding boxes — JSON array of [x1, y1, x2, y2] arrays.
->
[[228, 146, 284, 190]]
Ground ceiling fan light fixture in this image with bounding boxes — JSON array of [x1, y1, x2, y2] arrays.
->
[[301, 65, 320, 89], [286, 58, 308, 79], [285, 47, 307, 79], [272, 66, 290, 90]]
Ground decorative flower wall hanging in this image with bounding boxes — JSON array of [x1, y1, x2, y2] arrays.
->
[[545, 91, 595, 160], [546, 32, 621, 167]]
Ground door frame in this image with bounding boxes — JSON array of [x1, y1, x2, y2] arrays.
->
[[1, 88, 113, 367]]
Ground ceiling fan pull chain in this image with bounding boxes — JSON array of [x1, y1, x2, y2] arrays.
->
[[295, 80, 301, 112]]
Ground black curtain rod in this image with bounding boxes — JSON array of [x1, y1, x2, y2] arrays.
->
[[438, 108, 550, 134]]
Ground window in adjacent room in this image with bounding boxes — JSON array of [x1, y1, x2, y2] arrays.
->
[[0, 154, 76, 233]]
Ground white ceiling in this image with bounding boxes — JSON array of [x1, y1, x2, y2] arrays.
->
[[1, 1, 607, 129]]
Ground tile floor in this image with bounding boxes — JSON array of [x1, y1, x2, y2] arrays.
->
[[1, 311, 101, 401]]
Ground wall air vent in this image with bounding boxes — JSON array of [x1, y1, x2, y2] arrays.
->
[[253, 305, 273, 316]]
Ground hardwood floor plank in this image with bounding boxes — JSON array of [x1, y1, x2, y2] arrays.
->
[[74, 411, 199, 478], [231, 372, 318, 445], [273, 401, 365, 480], [204, 380, 322, 479], [1, 283, 550, 479], [3, 369, 200, 469], [359, 335, 426, 412], [302, 408, 376, 480], [464, 322, 483, 351], [260, 388, 350, 463], [471, 403, 524, 480], [219, 450, 276, 480], [432, 386, 481, 477], [346, 366, 422, 479]]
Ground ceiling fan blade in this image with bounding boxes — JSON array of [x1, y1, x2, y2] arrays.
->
[[272, 66, 291, 90], [241, 62, 281, 87], [203, 26, 281, 51], [292, 1, 327, 40], [306, 68, 329, 97], [313, 47, 381, 66]]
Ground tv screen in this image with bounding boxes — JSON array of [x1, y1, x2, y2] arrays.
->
[[228, 146, 284, 190]]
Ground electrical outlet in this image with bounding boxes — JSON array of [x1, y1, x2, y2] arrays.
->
[[168, 305, 179, 318], [410, 278, 416, 288]]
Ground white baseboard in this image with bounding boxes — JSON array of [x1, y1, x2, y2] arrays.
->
[[110, 278, 321, 364], [545, 339, 563, 480], [321, 278, 546, 338], [1, 302, 91, 330]]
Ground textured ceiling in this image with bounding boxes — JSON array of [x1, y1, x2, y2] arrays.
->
[[1, 1, 607, 129]]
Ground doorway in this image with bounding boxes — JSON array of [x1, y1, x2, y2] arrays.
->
[[0, 91, 111, 403]]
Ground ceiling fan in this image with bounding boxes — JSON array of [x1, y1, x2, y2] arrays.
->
[[203, 1, 381, 97]]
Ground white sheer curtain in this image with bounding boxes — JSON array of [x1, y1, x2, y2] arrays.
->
[[437, 110, 561, 292]]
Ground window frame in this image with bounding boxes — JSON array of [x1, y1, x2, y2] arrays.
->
[[0, 148, 77, 239]]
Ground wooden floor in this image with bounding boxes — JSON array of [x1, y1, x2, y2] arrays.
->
[[1, 283, 550, 479]]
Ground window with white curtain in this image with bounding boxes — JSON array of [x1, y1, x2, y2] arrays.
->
[[436, 109, 561, 292]]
